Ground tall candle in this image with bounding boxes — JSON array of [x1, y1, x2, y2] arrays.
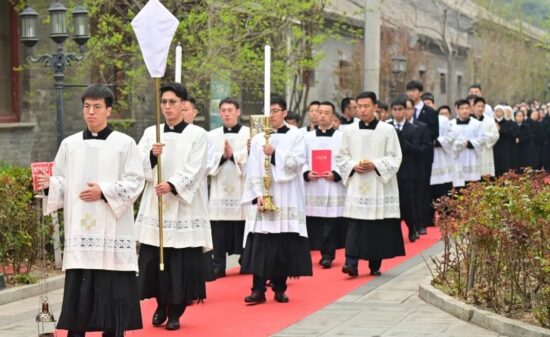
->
[[264, 45, 271, 116], [175, 43, 182, 83]]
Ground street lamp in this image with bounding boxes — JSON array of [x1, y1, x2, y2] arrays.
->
[[390, 55, 407, 100], [19, 0, 90, 146]]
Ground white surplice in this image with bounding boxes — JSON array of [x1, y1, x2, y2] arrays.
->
[[431, 116, 454, 185], [45, 131, 145, 271], [478, 116, 500, 177], [335, 121, 402, 220], [135, 123, 212, 251], [241, 127, 308, 239], [207, 125, 250, 221], [449, 117, 484, 187], [304, 129, 346, 217]]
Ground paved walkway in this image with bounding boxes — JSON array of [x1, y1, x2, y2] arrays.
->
[[0, 242, 507, 337]]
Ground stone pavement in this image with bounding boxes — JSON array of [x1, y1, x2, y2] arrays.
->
[[274, 242, 508, 337], [0, 243, 507, 337]]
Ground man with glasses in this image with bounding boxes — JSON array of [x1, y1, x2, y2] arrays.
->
[[336, 91, 404, 277], [135, 82, 211, 331], [240, 95, 312, 304], [37, 84, 145, 337]]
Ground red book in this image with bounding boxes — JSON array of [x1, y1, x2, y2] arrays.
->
[[311, 149, 332, 173], [31, 162, 54, 192]]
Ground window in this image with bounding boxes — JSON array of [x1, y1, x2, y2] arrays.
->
[[439, 73, 446, 95], [419, 69, 426, 82], [0, 2, 19, 122], [456, 75, 463, 98]]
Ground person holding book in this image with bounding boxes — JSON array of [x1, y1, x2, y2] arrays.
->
[[303, 101, 347, 268]]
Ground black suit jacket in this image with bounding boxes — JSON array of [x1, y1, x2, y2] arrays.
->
[[415, 104, 439, 143], [390, 121, 424, 181], [411, 119, 433, 180]]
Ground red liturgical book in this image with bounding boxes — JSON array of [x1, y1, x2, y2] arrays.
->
[[31, 162, 54, 192], [312, 149, 332, 173]]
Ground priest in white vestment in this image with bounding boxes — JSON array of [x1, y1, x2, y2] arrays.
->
[[472, 96, 499, 176], [135, 82, 211, 331], [303, 101, 347, 269], [207, 98, 249, 278], [39, 84, 145, 337], [300, 101, 320, 133], [336, 91, 405, 277], [240, 96, 312, 304], [338, 97, 359, 131], [450, 99, 485, 188], [430, 114, 455, 212]]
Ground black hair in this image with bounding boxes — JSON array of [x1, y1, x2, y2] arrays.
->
[[219, 97, 240, 110], [437, 105, 451, 113], [391, 95, 407, 108], [284, 111, 300, 122], [341, 97, 353, 112], [356, 91, 377, 105], [421, 92, 435, 103], [455, 98, 470, 108], [473, 96, 486, 105], [308, 100, 321, 108], [377, 101, 388, 110], [270, 95, 287, 111], [160, 82, 188, 100], [406, 80, 423, 92], [319, 101, 335, 113], [466, 94, 478, 101], [187, 96, 197, 109], [469, 84, 482, 91], [81, 84, 114, 108]]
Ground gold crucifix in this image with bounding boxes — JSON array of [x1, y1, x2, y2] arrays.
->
[[81, 214, 96, 231]]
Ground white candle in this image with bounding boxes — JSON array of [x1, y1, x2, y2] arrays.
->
[[264, 45, 271, 116], [175, 43, 182, 83]]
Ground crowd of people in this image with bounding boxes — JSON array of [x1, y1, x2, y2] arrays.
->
[[35, 81, 550, 337]]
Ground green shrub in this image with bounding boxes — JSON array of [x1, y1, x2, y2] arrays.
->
[[0, 163, 49, 284], [434, 170, 550, 327]]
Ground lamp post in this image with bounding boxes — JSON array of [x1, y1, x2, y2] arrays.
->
[[20, 0, 90, 146], [390, 55, 407, 100]]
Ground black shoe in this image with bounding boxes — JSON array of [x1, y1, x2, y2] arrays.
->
[[369, 270, 382, 276], [408, 229, 418, 243], [274, 291, 289, 303], [166, 317, 180, 330], [213, 268, 226, 279], [418, 227, 427, 235], [342, 264, 358, 277], [152, 305, 167, 327], [320, 259, 332, 269], [244, 291, 266, 304]]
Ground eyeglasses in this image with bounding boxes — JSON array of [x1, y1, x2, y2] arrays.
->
[[83, 104, 105, 112], [270, 109, 283, 114], [160, 99, 181, 106]]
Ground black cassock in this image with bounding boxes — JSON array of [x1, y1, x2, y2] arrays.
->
[[493, 119, 517, 176], [526, 119, 544, 170], [543, 115, 550, 171], [511, 122, 536, 170]]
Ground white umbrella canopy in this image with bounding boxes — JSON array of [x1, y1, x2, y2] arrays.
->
[[131, 0, 179, 78]]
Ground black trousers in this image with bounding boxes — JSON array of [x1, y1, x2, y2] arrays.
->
[[398, 179, 417, 231], [252, 274, 287, 293]]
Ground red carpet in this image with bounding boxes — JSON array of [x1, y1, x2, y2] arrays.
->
[[62, 225, 440, 337]]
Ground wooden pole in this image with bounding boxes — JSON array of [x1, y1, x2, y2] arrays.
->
[[154, 78, 165, 271]]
